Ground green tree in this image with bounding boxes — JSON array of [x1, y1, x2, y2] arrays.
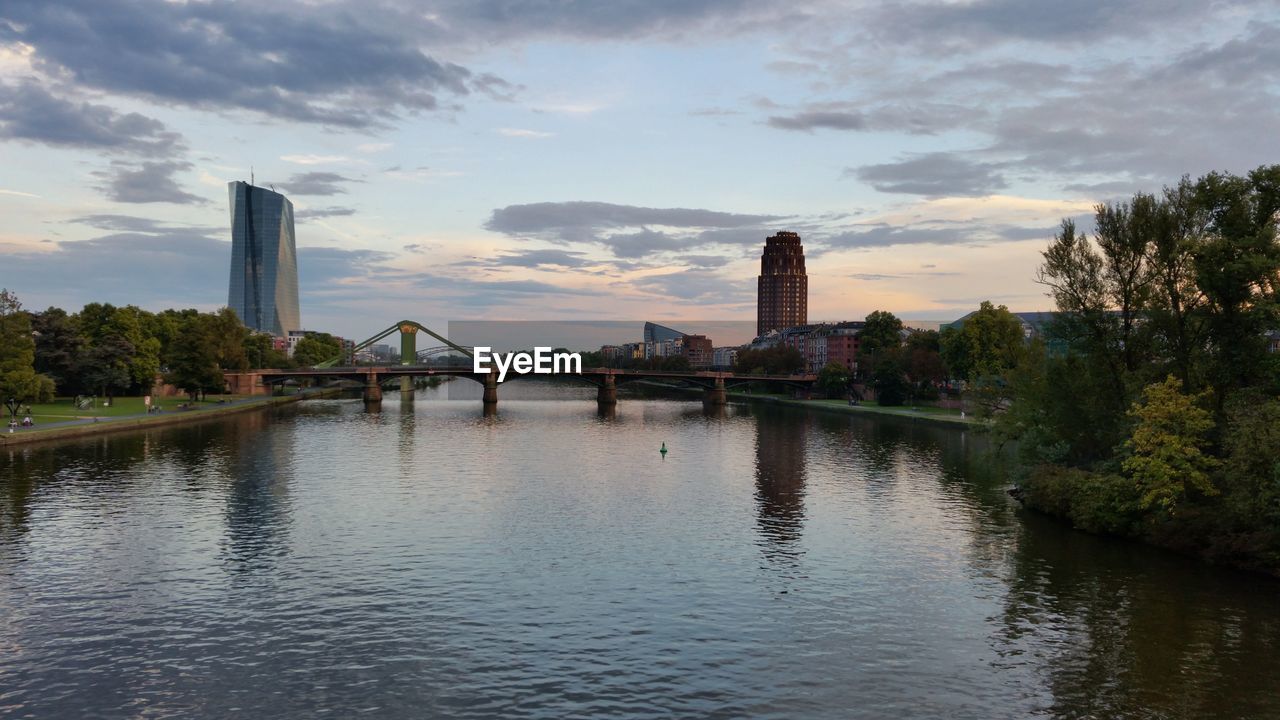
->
[[860, 310, 903, 356], [733, 345, 805, 375], [164, 314, 225, 400], [816, 361, 852, 398], [939, 301, 1025, 382], [80, 336, 134, 401], [31, 306, 87, 395], [244, 332, 292, 369], [871, 352, 909, 406], [0, 290, 55, 410], [292, 333, 343, 367], [1121, 376, 1219, 512]]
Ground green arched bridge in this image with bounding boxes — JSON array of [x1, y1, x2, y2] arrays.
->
[[224, 319, 817, 409]]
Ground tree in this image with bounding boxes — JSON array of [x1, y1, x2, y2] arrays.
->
[[939, 301, 1026, 382], [80, 336, 135, 401], [32, 307, 87, 395], [0, 290, 55, 410], [244, 332, 292, 369], [1121, 376, 1219, 512], [292, 333, 343, 367], [871, 353, 909, 406], [165, 314, 225, 400], [733, 345, 805, 375], [860, 310, 903, 356], [904, 329, 947, 391], [816, 361, 852, 398]]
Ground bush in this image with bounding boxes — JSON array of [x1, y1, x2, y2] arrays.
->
[[1020, 465, 1144, 535]]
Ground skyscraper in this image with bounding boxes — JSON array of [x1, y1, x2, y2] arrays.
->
[[757, 231, 807, 336], [227, 181, 300, 337]]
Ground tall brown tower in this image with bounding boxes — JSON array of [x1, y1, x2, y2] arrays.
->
[[757, 231, 807, 336]]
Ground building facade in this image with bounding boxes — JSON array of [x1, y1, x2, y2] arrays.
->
[[757, 231, 807, 336], [228, 180, 301, 338]]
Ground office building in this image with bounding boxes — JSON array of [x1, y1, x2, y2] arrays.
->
[[228, 180, 301, 338], [757, 231, 807, 336]]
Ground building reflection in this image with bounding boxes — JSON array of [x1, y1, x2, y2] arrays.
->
[[752, 408, 808, 564], [220, 411, 293, 571]]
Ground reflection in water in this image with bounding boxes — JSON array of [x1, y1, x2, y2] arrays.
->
[[220, 411, 293, 570], [753, 407, 807, 563], [3, 398, 1280, 719]]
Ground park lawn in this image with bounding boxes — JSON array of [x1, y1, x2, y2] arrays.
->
[[814, 399, 966, 416], [16, 395, 253, 425]]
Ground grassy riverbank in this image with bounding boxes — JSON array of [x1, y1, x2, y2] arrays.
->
[[727, 391, 982, 428], [1, 389, 326, 447]]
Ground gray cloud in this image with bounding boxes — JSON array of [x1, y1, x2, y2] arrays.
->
[[277, 172, 361, 196], [768, 110, 866, 132], [1, 0, 483, 128], [486, 201, 784, 239], [71, 214, 217, 235], [295, 206, 357, 220], [871, 0, 1249, 48], [825, 221, 1057, 249], [851, 153, 1008, 197], [630, 270, 752, 302], [486, 201, 792, 263], [91, 161, 204, 204], [0, 81, 184, 156]]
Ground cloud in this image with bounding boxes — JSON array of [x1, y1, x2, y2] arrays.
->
[[870, 0, 1244, 47], [851, 153, 1008, 197], [295, 206, 357, 220], [487, 201, 785, 239], [825, 221, 1056, 250], [497, 128, 553, 138], [71, 214, 217, 235], [1, 0, 485, 128], [281, 154, 350, 165], [0, 80, 184, 156], [768, 110, 867, 132], [91, 160, 204, 204], [630, 270, 752, 302], [276, 172, 361, 196], [479, 248, 593, 269]]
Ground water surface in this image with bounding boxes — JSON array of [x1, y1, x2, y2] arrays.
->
[[2, 392, 1277, 718]]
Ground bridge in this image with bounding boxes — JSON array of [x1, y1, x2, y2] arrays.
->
[[223, 319, 816, 411]]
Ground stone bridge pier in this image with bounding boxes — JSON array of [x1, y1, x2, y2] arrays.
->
[[483, 371, 499, 406], [363, 371, 383, 412], [597, 374, 617, 407], [703, 377, 727, 406]]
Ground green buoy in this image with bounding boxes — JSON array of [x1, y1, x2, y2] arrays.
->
[[660, 442, 668, 456]]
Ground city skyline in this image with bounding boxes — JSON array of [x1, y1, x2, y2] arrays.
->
[[2, 1, 1279, 341]]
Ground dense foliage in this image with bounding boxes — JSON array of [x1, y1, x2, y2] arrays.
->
[[998, 165, 1280, 572], [1, 290, 302, 402]]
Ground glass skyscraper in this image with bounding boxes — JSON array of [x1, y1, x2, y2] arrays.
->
[[227, 181, 301, 337]]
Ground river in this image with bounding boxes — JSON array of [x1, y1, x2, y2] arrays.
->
[[2, 388, 1278, 718]]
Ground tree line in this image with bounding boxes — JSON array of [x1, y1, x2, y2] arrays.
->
[[994, 165, 1280, 572], [0, 291, 346, 402]]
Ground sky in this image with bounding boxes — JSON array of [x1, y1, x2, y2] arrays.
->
[[1, 0, 1278, 343]]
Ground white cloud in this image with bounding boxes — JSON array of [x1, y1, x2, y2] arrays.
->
[[497, 128, 554, 138], [280, 154, 350, 165]]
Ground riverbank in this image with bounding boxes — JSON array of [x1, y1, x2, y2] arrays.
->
[[0, 389, 337, 448], [726, 391, 984, 428]]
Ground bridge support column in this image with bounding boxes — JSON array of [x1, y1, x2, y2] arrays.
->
[[363, 372, 383, 412], [703, 377, 727, 406], [400, 376, 414, 403], [597, 374, 617, 407], [483, 371, 499, 407]]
